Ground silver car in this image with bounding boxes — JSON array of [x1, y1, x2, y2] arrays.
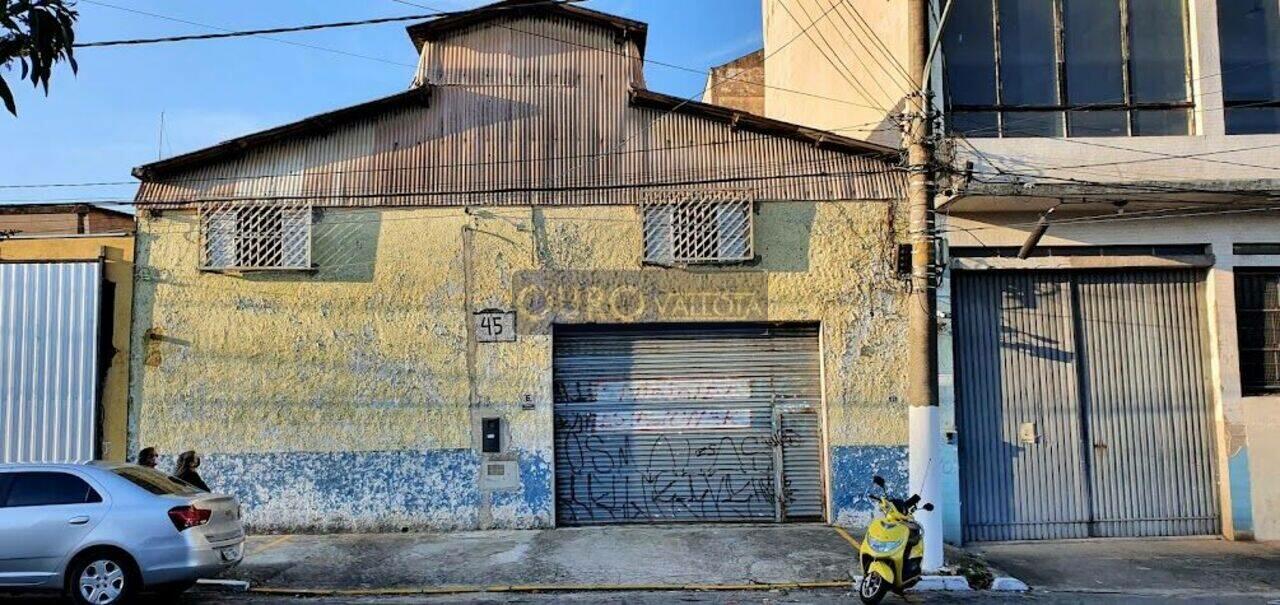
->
[[0, 461, 244, 604]]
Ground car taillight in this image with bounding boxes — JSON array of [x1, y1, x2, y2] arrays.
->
[[168, 505, 211, 531]]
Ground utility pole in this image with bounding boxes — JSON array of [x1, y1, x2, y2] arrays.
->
[[906, 0, 942, 572]]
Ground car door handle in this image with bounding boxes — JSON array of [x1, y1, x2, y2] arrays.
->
[[68, 516, 90, 525]]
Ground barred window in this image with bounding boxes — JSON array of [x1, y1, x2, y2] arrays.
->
[[200, 201, 312, 271], [642, 192, 753, 265], [1236, 270, 1280, 394]]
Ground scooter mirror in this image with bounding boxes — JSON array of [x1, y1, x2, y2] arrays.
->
[[922, 503, 934, 511], [873, 475, 886, 488]]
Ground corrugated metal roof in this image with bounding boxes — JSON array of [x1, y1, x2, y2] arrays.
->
[[134, 10, 904, 208]]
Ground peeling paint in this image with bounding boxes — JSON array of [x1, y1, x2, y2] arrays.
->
[[829, 445, 909, 528], [131, 202, 907, 530]]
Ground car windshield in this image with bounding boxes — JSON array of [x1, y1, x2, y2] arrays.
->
[[112, 465, 203, 496]]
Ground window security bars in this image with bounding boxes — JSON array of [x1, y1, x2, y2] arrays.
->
[[643, 191, 754, 265], [1236, 270, 1280, 394], [199, 201, 312, 271]]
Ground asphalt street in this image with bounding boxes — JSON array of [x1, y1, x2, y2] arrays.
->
[[6, 587, 1280, 604]]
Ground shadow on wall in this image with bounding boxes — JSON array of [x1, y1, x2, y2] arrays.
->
[[753, 201, 816, 273], [242, 208, 383, 284]]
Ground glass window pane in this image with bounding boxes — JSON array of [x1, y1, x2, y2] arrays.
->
[[113, 466, 203, 496], [998, 0, 1058, 106], [949, 111, 1000, 137], [1128, 0, 1190, 103], [943, 0, 998, 106], [1064, 0, 1125, 106], [1133, 109, 1191, 135], [1216, 0, 1280, 104], [5, 472, 99, 507], [1068, 110, 1129, 136], [1001, 111, 1065, 137], [1225, 107, 1280, 135]]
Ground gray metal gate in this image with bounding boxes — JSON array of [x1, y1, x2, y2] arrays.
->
[[953, 270, 1219, 541], [1, 262, 103, 463], [553, 323, 823, 525]]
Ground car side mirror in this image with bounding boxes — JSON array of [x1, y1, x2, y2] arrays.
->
[[922, 503, 934, 511], [873, 475, 886, 488]]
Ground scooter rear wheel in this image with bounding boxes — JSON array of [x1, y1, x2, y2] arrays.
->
[[859, 571, 890, 604]]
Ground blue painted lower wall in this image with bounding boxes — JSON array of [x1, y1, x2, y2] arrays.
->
[[828, 445, 909, 527], [184, 446, 901, 531], [196, 449, 553, 532]]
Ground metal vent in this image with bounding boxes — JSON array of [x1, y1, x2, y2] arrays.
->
[[200, 201, 312, 271], [643, 191, 753, 265]]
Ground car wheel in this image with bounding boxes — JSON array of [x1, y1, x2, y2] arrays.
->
[[67, 554, 137, 605]]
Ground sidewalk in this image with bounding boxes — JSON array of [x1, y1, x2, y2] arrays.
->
[[228, 524, 867, 594], [969, 538, 1280, 596]]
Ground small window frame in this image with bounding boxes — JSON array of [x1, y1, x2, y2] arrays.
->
[[199, 201, 314, 272], [1235, 268, 1280, 396], [641, 191, 755, 266]]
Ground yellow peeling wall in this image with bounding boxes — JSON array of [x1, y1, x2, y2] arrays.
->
[[130, 202, 908, 531], [0, 235, 134, 462]]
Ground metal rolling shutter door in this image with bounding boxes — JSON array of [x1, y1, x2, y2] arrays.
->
[[553, 323, 822, 525], [953, 269, 1219, 541], [953, 272, 1092, 541], [1075, 270, 1220, 537]]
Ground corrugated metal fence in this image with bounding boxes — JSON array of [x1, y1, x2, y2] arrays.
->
[[1, 262, 102, 463]]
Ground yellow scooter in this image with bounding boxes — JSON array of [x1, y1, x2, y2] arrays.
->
[[857, 475, 933, 604]]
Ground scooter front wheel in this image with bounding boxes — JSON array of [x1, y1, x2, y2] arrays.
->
[[859, 570, 890, 604]]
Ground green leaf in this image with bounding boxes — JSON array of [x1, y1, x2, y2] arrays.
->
[[0, 76, 16, 115]]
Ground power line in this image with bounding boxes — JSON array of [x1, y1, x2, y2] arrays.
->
[[0, 166, 901, 207], [78, 12, 443, 48], [539, 0, 868, 189], [387, 0, 889, 113], [828, 0, 914, 95], [79, 0, 419, 67], [837, 0, 913, 86], [775, 0, 893, 111], [0, 119, 894, 191]]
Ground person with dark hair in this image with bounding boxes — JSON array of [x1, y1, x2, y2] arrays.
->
[[175, 450, 211, 491], [137, 447, 158, 469]]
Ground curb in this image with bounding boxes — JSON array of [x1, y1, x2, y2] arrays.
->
[[247, 580, 853, 597], [850, 574, 971, 592], [196, 579, 251, 592], [990, 577, 1029, 592]]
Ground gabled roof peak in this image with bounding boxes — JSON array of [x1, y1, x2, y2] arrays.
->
[[405, 0, 647, 55]]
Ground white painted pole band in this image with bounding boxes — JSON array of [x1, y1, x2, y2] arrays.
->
[[909, 405, 944, 572]]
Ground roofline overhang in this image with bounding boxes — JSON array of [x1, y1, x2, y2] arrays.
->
[[628, 87, 900, 159], [132, 86, 434, 181]]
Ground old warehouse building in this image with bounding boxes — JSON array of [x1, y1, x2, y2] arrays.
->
[[128, 0, 909, 531]]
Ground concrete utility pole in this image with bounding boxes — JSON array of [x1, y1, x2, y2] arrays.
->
[[906, 0, 943, 572]]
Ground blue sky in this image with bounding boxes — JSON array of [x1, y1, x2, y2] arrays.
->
[[0, 0, 762, 206]]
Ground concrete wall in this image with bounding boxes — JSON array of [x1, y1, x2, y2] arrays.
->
[[761, 0, 907, 147], [0, 235, 135, 462], [130, 202, 910, 531], [941, 211, 1280, 541], [702, 49, 766, 115]]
